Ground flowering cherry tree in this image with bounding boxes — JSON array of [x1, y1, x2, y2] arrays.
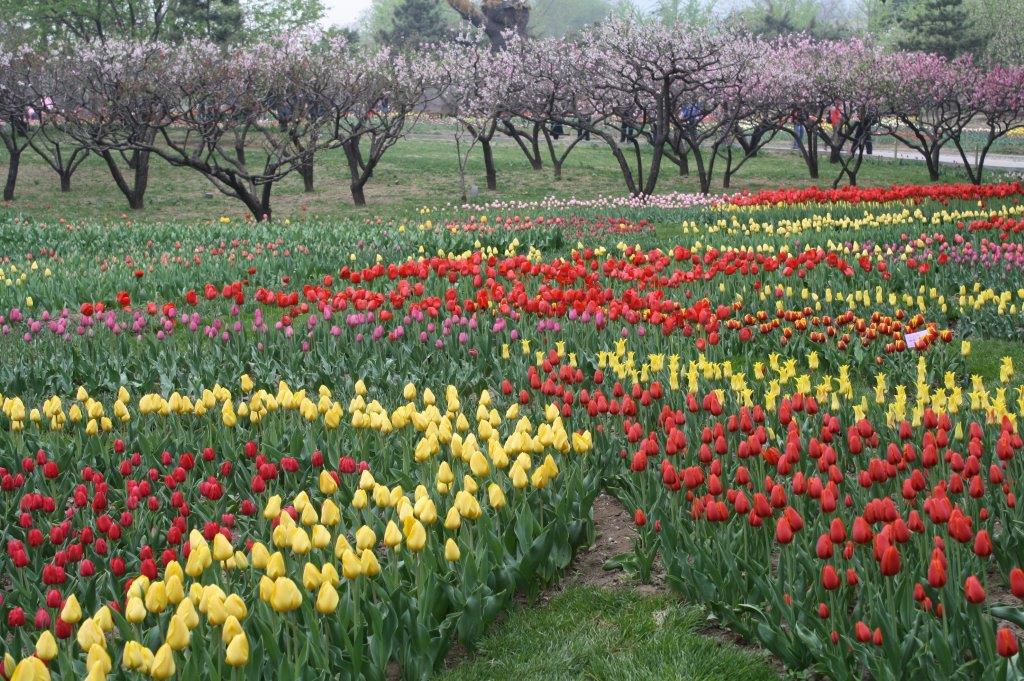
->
[[0, 46, 39, 201], [321, 42, 435, 206], [55, 41, 167, 210], [951, 65, 1024, 184]]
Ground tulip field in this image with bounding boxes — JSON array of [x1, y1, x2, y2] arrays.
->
[[4, 179, 1024, 680]]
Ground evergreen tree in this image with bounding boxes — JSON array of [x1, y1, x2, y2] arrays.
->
[[897, 0, 979, 59], [379, 0, 450, 48]]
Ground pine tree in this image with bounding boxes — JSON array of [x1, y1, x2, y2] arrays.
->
[[379, 0, 450, 49], [897, 0, 979, 59]]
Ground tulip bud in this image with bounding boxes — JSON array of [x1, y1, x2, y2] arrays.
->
[[166, 615, 190, 650], [35, 630, 58, 661], [316, 583, 339, 614], [60, 594, 82, 624], [150, 644, 176, 679], [226, 632, 249, 667], [445, 538, 461, 562]]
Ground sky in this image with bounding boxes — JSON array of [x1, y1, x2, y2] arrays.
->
[[322, 0, 373, 27]]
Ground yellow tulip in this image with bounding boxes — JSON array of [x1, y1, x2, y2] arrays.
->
[[145, 581, 168, 613], [226, 632, 249, 667], [213, 534, 234, 561], [60, 594, 82, 624], [302, 562, 322, 590], [34, 631, 58, 662], [270, 577, 302, 612], [444, 506, 462, 530], [150, 644, 176, 680], [316, 583, 339, 614], [224, 594, 247, 621], [444, 538, 461, 562], [266, 551, 286, 579], [358, 469, 375, 490], [384, 520, 403, 549], [250, 542, 270, 569], [259, 576, 275, 603], [125, 597, 146, 624], [469, 451, 489, 477], [164, 576, 185, 605], [321, 499, 341, 526], [319, 470, 339, 495], [263, 495, 282, 520], [185, 542, 211, 577], [206, 595, 228, 626], [341, 549, 362, 580], [334, 534, 353, 559], [94, 606, 114, 632], [355, 525, 377, 551], [84, 661, 105, 681], [321, 562, 340, 586], [487, 483, 506, 509], [177, 598, 200, 629], [360, 549, 381, 576], [10, 656, 50, 681], [405, 518, 427, 552], [291, 527, 312, 554], [221, 615, 243, 645], [166, 615, 191, 651], [352, 488, 368, 509], [76, 617, 105, 651]]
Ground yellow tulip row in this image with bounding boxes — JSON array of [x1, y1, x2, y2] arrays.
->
[[678, 204, 1024, 238]]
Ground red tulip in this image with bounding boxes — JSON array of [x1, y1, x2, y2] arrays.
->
[[964, 576, 986, 604], [880, 546, 901, 576], [775, 517, 794, 544], [1010, 567, 1024, 598], [822, 565, 840, 590], [997, 626, 1019, 657]]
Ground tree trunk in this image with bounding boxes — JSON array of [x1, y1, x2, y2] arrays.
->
[[529, 124, 543, 170], [481, 138, 497, 191], [59, 170, 72, 193], [690, 145, 711, 194], [3, 147, 20, 201], [301, 162, 314, 192], [927, 147, 940, 182], [101, 148, 151, 210], [642, 139, 665, 196], [802, 132, 819, 179], [131, 150, 151, 210], [552, 160, 562, 180], [350, 181, 366, 207]]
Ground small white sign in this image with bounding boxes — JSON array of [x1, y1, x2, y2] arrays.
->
[[904, 330, 929, 348]]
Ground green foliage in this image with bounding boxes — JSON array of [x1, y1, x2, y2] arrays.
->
[[0, 0, 324, 46], [244, 0, 326, 40], [654, 0, 716, 27], [895, 0, 979, 59], [730, 0, 847, 39], [527, 0, 613, 37], [360, 0, 462, 45], [377, 0, 451, 47], [970, 0, 1024, 64]]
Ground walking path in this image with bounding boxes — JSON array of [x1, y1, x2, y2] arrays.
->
[[760, 139, 1024, 171], [406, 127, 1024, 172]]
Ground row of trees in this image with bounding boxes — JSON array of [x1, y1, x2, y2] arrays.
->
[[3, 16, 1024, 218]]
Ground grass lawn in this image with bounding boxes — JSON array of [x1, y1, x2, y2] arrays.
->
[[433, 586, 782, 681], [1, 133, 979, 225]]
